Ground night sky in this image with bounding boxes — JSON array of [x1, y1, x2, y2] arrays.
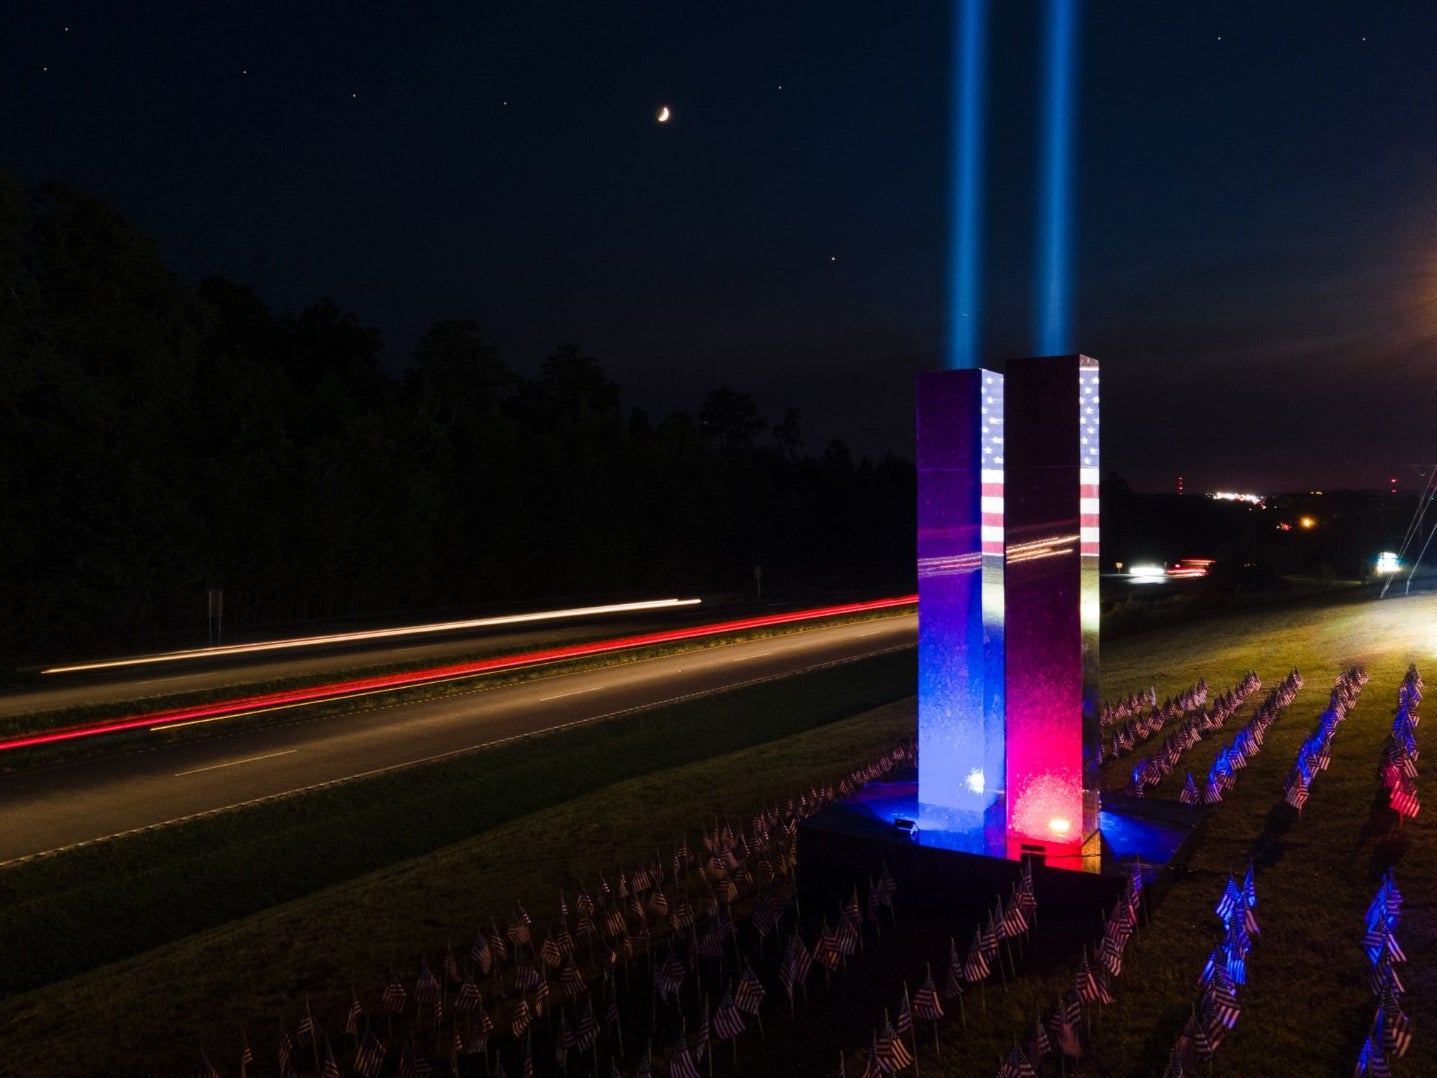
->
[[5, 1, 1437, 493]]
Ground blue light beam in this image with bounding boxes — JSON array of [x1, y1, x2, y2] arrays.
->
[[1035, 0, 1080, 355], [947, 0, 988, 370]]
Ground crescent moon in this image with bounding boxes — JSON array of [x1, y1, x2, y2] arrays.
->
[[657, 106, 671, 123]]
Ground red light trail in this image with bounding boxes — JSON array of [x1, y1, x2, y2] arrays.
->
[[0, 597, 915, 753]]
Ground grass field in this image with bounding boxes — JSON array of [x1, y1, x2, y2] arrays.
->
[[0, 592, 1431, 1077], [0, 647, 916, 998]]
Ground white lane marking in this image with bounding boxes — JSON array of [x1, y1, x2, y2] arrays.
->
[[175, 749, 298, 777], [539, 685, 602, 701]]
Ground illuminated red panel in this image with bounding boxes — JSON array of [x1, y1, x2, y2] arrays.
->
[[1002, 355, 1099, 862]]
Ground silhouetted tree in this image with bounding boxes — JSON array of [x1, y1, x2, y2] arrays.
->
[[0, 173, 918, 668], [699, 386, 768, 452], [1, 178, 205, 660]]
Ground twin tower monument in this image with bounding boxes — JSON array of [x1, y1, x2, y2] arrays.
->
[[917, 355, 1101, 870]]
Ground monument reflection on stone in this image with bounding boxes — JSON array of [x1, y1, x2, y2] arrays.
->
[[917, 355, 1100, 871]]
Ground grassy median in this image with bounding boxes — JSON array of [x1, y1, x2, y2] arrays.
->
[[0, 647, 915, 998]]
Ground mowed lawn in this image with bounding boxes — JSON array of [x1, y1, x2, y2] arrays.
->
[[0, 591, 1432, 1076]]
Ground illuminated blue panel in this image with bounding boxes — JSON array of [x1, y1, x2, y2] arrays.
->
[[947, 0, 988, 369], [1035, 0, 1080, 356], [917, 369, 1004, 814]]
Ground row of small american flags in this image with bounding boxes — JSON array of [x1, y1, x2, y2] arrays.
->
[[994, 862, 1147, 1078], [1105, 677, 1212, 764], [1283, 667, 1366, 811], [1355, 668, 1422, 1076], [1099, 685, 1158, 731], [1160, 864, 1259, 1077], [1356, 869, 1411, 1076], [625, 814, 1040, 1077], [1122, 672, 1256, 795], [1178, 670, 1305, 807], [198, 743, 916, 1077], [1380, 665, 1422, 821], [828, 858, 1040, 1077]]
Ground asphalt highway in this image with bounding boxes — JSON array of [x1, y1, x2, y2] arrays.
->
[[0, 614, 916, 864], [0, 606, 719, 720]]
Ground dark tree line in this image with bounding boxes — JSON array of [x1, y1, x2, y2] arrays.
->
[[0, 175, 915, 668]]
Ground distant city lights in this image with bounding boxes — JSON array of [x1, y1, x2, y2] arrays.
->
[[1209, 491, 1264, 505]]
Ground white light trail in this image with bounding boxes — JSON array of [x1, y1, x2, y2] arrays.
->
[[42, 598, 703, 675]]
